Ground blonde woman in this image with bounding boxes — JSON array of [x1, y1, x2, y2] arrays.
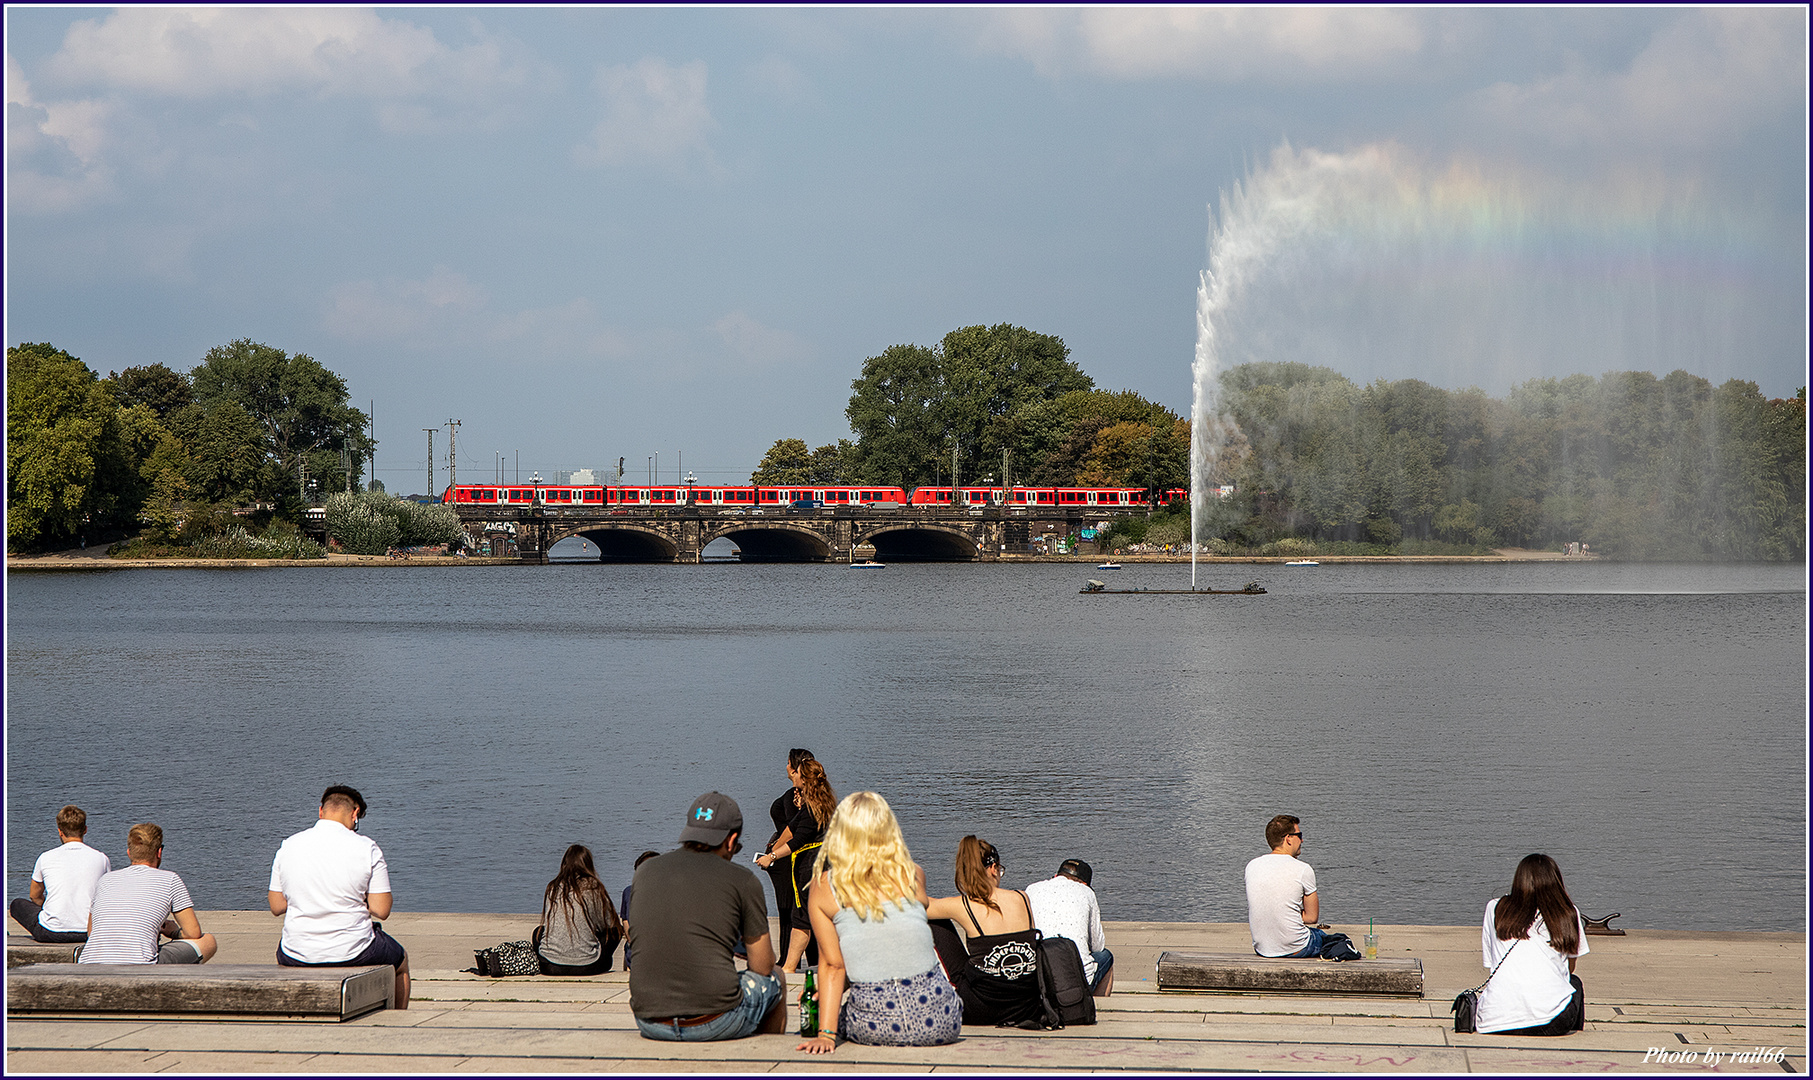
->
[[795, 792, 962, 1055]]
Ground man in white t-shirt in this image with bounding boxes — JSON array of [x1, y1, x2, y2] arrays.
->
[[11, 805, 112, 943], [269, 785, 410, 1009], [1244, 814, 1359, 961], [79, 822, 218, 964], [1025, 858, 1113, 995]]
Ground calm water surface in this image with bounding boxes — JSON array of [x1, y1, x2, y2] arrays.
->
[[6, 560, 1806, 930]]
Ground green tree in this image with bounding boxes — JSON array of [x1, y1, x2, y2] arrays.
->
[[168, 400, 264, 505], [847, 325, 1091, 490], [106, 363, 193, 419], [5, 343, 132, 551], [751, 438, 815, 484], [190, 339, 371, 499]]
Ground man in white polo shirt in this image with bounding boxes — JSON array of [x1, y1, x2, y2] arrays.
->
[[11, 804, 111, 943], [268, 785, 410, 1009]]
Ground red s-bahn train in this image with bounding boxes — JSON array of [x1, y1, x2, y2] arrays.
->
[[440, 483, 1180, 508]]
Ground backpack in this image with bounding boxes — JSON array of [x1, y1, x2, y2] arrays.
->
[[1037, 938, 1097, 1026], [473, 939, 540, 977]]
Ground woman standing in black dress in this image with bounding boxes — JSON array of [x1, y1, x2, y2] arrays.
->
[[756, 748, 836, 973]]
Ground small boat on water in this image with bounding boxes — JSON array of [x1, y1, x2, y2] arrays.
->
[[1284, 560, 1319, 567], [850, 561, 885, 569], [1097, 562, 1122, 570]]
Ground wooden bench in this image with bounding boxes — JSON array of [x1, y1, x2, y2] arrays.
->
[[6, 936, 81, 968], [1155, 951, 1424, 997], [6, 963, 394, 1021]]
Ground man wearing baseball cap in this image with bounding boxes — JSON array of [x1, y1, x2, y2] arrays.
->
[[628, 792, 787, 1041]]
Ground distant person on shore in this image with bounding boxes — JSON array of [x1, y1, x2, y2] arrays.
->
[[1026, 857, 1114, 995], [1475, 854, 1588, 1035], [924, 836, 1046, 1026], [755, 749, 836, 973], [1245, 815, 1360, 961], [628, 792, 787, 1042], [534, 844, 622, 976], [269, 785, 410, 1009], [620, 849, 661, 971], [795, 792, 962, 1054], [11, 804, 111, 943], [79, 822, 218, 964]]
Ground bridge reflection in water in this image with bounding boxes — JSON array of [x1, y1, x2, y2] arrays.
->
[[453, 505, 1135, 563]]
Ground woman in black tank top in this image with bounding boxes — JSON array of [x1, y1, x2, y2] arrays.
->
[[924, 836, 1046, 1026]]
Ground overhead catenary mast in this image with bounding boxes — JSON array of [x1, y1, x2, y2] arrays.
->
[[446, 419, 461, 490], [423, 428, 436, 497]]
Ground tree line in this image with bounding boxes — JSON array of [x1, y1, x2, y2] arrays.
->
[[7, 340, 371, 553], [752, 325, 1806, 561]]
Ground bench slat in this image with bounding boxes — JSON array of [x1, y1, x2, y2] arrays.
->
[[6, 939, 81, 968], [1156, 951, 1424, 997], [6, 963, 393, 1020]]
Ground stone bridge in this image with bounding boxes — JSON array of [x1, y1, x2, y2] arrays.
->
[[454, 505, 1131, 562]]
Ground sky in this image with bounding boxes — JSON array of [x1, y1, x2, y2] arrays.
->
[[5, 7, 1807, 493]]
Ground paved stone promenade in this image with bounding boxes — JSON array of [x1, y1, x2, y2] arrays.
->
[[6, 913, 1805, 1074]]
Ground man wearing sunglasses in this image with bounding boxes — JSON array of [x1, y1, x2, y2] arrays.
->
[[1245, 815, 1360, 961]]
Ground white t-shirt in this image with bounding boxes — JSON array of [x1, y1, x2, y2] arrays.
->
[[269, 819, 392, 963], [1025, 875, 1107, 981], [1244, 852, 1316, 956], [1476, 898, 1589, 1033], [80, 864, 194, 964], [31, 840, 112, 932]]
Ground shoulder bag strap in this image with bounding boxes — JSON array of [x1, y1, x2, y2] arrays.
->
[[1468, 938, 1518, 995]]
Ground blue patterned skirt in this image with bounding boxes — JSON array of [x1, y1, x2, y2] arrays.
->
[[840, 965, 964, 1046]]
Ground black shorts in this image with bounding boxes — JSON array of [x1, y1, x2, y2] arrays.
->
[[277, 926, 407, 969]]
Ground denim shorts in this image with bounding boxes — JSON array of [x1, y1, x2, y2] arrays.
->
[[636, 969, 784, 1042]]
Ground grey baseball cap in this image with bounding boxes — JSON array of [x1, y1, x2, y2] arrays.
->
[[678, 791, 743, 845]]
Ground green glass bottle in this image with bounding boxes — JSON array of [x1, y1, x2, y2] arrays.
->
[[798, 970, 818, 1037]]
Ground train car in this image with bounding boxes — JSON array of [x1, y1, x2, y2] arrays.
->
[[440, 482, 913, 509], [907, 486, 1152, 507], [753, 486, 910, 507], [442, 484, 606, 506]]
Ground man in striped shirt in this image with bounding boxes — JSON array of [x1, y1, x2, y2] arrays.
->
[[79, 823, 219, 965]]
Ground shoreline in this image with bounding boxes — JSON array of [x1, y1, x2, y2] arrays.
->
[[7, 548, 1606, 571]]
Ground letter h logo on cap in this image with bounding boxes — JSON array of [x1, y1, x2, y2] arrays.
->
[[696, 808, 713, 821]]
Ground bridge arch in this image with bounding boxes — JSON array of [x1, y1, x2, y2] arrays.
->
[[560, 525, 680, 562], [856, 524, 982, 561], [704, 524, 833, 562]]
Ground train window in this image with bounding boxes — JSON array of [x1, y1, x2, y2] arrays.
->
[[583, 490, 600, 502]]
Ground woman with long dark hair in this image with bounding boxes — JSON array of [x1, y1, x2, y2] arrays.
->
[[755, 749, 836, 973], [533, 844, 623, 976], [1475, 854, 1589, 1035], [922, 836, 1044, 1027]]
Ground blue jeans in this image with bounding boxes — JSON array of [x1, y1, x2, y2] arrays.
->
[[636, 970, 784, 1041], [1090, 948, 1114, 990], [1282, 927, 1327, 958]]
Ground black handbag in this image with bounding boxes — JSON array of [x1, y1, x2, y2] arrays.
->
[[1452, 940, 1517, 1032]]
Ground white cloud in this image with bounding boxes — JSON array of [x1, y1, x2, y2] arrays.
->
[[712, 310, 809, 367], [1463, 9, 1803, 155], [324, 269, 489, 342], [6, 53, 114, 212], [576, 58, 717, 171], [974, 8, 1427, 82]]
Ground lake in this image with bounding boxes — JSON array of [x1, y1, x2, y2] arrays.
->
[[5, 559, 1805, 931]]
